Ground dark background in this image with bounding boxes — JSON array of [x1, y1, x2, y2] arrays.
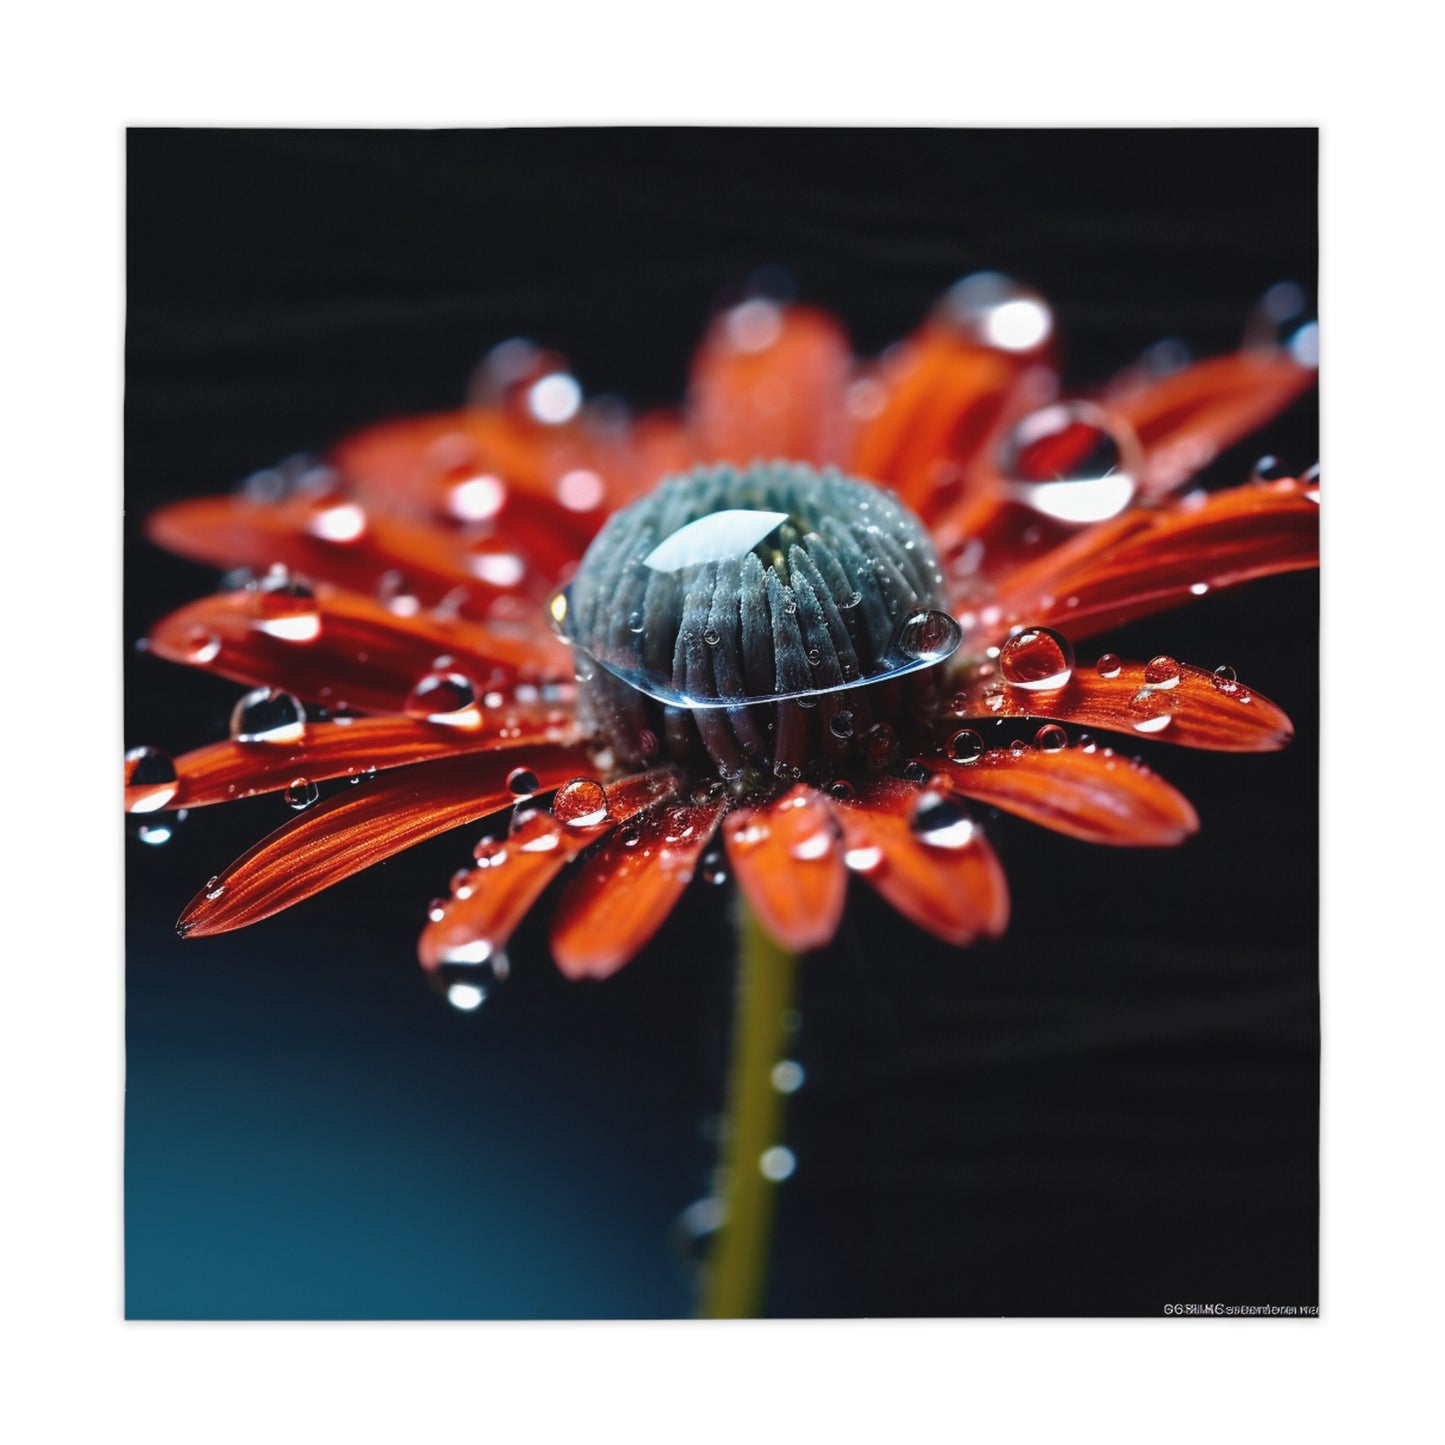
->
[[125, 128, 1319, 1318]]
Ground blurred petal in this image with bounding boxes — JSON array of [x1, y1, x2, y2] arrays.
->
[[146, 490, 554, 618], [176, 744, 586, 937], [975, 475, 1319, 642], [834, 776, 1008, 945], [689, 303, 853, 466], [550, 797, 727, 980], [933, 745, 1199, 846], [1109, 350, 1317, 500], [850, 318, 1044, 516], [419, 770, 682, 971], [956, 659, 1292, 752], [136, 704, 581, 811], [147, 584, 571, 713], [723, 785, 847, 953]]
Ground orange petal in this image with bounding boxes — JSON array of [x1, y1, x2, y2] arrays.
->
[[957, 659, 1292, 752], [133, 704, 581, 811], [977, 475, 1319, 643], [833, 776, 1008, 946], [933, 745, 1199, 847], [147, 583, 572, 713], [688, 302, 853, 467], [145, 489, 559, 618], [175, 744, 586, 937], [418, 770, 682, 970], [1109, 349, 1317, 501], [723, 785, 847, 953], [550, 796, 727, 981], [849, 318, 1044, 516]]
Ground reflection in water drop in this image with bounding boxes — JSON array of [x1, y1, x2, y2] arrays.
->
[[125, 746, 179, 813], [1143, 655, 1183, 689], [229, 688, 306, 745], [507, 767, 540, 797], [910, 790, 977, 850], [1034, 724, 1068, 753], [404, 671, 481, 725], [1096, 653, 1122, 679], [999, 402, 1139, 523], [134, 808, 188, 845], [553, 778, 610, 828], [284, 777, 319, 811], [949, 728, 984, 763], [1000, 627, 1075, 692]]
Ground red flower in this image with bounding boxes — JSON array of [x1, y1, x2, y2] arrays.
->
[[125, 278, 1318, 996]]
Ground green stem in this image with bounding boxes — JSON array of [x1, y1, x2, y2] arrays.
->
[[699, 900, 801, 1320]]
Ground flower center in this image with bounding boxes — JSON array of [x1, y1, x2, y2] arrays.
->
[[556, 462, 960, 789]]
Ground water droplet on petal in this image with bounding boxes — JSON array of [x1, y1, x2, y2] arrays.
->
[[1000, 627, 1075, 692], [1008, 738, 1033, 758], [204, 875, 225, 901], [229, 687, 306, 745], [181, 627, 222, 664], [125, 746, 179, 812], [446, 472, 507, 523], [999, 402, 1140, 523], [1034, 724, 1068, 753], [949, 728, 984, 763], [1143, 655, 1183, 689], [828, 780, 856, 802], [1212, 664, 1241, 696], [829, 710, 855, 740], [284, 777, 319, 811], [1096, 653, 1122, 679], [910, 790, 978, 850], [507, 767, 540, 797], [404, 671, 481, 726], [1128, 687, 1177, 734], [553, 778, 610, 828]]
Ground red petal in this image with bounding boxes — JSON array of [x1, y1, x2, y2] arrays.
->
[[976, 476, 1319, 643], [418, 770, 682, 970], [147, 584, 571, 713], [550, 796, 727, 980], [145, 491, 560, 618], [957, 659, 1292, 752], [723, 785, 847, 953], [1109, 350, 1317, 501], [132, 704, 581, 811], [849, 319, 1043, 516], [833, 776, 1008, 945], [688, 303, 854, 467], [175, 744, 586, 937], [933, 745, 1199, 846]]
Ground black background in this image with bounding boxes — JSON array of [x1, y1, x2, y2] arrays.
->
[[125, 128, 1318, 1318]]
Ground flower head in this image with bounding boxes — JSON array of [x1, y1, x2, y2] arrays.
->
[[127, 278, 1318, 997]]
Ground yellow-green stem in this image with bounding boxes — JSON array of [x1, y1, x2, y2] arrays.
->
[[699, 901, 800, 1319]]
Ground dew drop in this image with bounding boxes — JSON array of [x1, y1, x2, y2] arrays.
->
[[1034, 724, 1068, 753], [507, 767, 540, 797], [472, 836, 508, 867], [1212, 664, 1241, 696], [861, 722, 898, 766], [771, 1060, 805, 1094], [829, 710, 855, 740], [1096, 652, 1122, 679], [1128, 687, 1176, 734], [949, 728, 984, 763], [553, 777, 610, 828], [828, 780, 856, 802], [1143, 655, 1183, 689], [284, 777, 319, 811], [229, 687, 306, 745], [910, 790, 978, 850], [403, 671, 480, 725], [935, 272, 1053, 352], [897, 608, 962, 663], [124, 746, 179, 813], [204, 876, 225, 902], [181, 627, 222, 664], [999, 626, 1075, 692], [703, 627, 721, 647], [1008, 738, 1033, 758], [999, 402, 1139, 523], [843, 843, 883, 874]]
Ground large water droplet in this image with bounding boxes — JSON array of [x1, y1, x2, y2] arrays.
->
[[404, 671, 480, 726], [999, 626, 1075, 692], [133, 807, 188, 845], [935, 272, 1054, 352], [1143, 655, 1183, 690], [553, 777, 610, 828], [125, 746, 179, 813], [1034, 724, 1068, 753], [829, 710, 855, 740], [507, 767, 540, 797], [999, 402, 1140, 523], [1128, 687, 1177, 734], [897, 609, 963, 663], [910, 790, 978, 849], [1096, 653, 1122, 679], [229, 688, 306, 745]]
